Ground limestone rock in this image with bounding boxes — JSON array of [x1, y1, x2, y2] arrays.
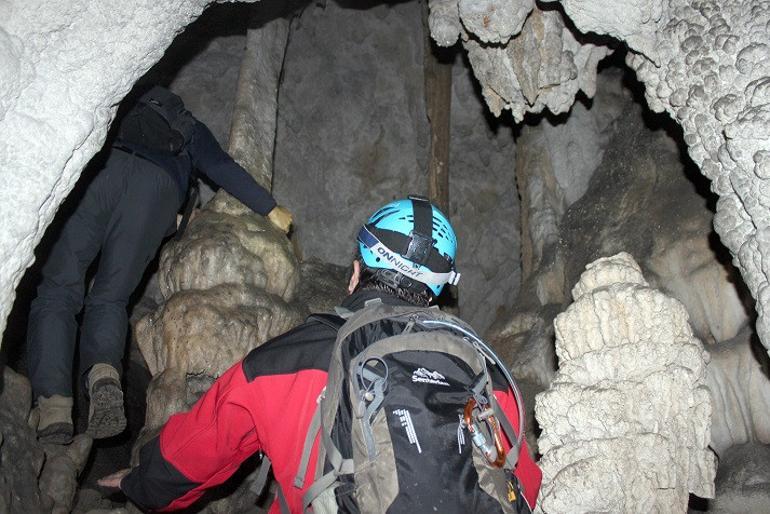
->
[[514, 68, 629, 289], [0, 0, 258, 339], [547, 0, 770, 355], [428, 0, 462, 47], [72, 487, 116, 513], [542, 0, 669, 64], [135, 283, 303, 378], [273, 0, 520, 333], [0, 368, 44, 513], [273, 0, 430, 270], [158, 193, 300, 302], [711, 443, 770, 513], [707, 327, 770, 456], [459, 7, 609, 120], [555, 93, 752, 346], [39, 434, 93, 514], [535, 253, 716, 512], [458, 0, 533, 44], [0, 365, 32, 423], [489, 309, 558, 388], [295, 259, 349, 314], [646, 230, 752, 344], [449, 52, 520, 332], [131, 368, 216, 463]]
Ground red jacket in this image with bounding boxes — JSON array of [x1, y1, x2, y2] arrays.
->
[[122, 294, 542, 512]]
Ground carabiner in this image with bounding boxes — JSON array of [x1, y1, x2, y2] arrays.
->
[[463, 397, 506, 468]]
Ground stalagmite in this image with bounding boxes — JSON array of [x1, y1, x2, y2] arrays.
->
[[535, 253, 716, 512]]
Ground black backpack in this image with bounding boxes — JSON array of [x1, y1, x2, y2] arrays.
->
[[117, 86, 195, 155], [289, 301, 532, 514]]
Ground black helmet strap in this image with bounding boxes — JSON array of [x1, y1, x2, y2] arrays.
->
[[404, 195, 433, 266]]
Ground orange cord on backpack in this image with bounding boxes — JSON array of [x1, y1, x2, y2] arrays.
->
[[463, 398, 506, 468]]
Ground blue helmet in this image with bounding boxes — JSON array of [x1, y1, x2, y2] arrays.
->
[[357, 195, 460, 297]]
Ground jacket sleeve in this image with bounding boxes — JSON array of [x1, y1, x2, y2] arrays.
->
[[122, 363, 262, 512], [186, 120, 277, 216], [494, 388, 543, 509]]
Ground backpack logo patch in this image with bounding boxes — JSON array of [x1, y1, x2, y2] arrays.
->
[[412, 367, 450, 386], [393, 409, 422, 454]]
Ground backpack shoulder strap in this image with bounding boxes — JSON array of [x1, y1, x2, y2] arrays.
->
[[306, 313, 346, 332]]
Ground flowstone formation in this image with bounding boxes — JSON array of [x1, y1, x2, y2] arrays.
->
[[535, 253, 716, 512], [428, 0, 610, 121], [540, 1, 770, 354]]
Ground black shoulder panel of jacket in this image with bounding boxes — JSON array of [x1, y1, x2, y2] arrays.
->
[[241, 315, 344, 382], [121, 436, 200, 511]]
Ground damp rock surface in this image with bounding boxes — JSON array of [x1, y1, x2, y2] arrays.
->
[[535, 253, 716, 512], [158, 194, 300, 302], [0, 368, 44, 513], [273, 0, 520, 332], [135, 283, 303, 378], [707, 326, 770, 456], [546, 0, 770, 354]]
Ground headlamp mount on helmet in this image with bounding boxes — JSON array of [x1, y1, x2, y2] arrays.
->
[[403, 195, 434, 266]]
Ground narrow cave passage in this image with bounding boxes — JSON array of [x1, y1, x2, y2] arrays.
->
[[1, 0, 769, 513]]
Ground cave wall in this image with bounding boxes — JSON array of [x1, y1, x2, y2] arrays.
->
[[432, 0, 770, 353], [0, 0, 246, 339], [151, 4, 249, 148], [3, 0, 766, 353], [273, 0, 520, 331]]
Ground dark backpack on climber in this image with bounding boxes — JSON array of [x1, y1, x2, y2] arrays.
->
[[114, 86, 199, 237], [116, 86, 196, 155], [287, 301, 532, 514]]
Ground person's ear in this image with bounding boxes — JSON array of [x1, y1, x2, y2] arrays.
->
[[348, 260, 361, 294]]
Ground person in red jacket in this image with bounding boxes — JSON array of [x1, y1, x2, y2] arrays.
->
[[100, 196, 542, 512]]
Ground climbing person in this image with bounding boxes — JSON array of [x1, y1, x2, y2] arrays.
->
[[27, 85, 293, 444], [98, 195, 542, 513]]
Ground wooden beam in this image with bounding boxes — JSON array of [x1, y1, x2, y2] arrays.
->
[[422, 0, 452, 214]]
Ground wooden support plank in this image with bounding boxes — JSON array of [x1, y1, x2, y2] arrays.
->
[[422, 0, 452, 215]]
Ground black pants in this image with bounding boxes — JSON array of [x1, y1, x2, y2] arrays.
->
[[27, 149, 180, 398]]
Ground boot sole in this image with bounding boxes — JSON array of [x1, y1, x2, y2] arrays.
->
[[38, 422, 74, 445], [87, 381, 127, 439]]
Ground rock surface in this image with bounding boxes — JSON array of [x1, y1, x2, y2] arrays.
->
[[273, 0, 520, 332], [444, 4, 610, 121], [544, 0, 770, 355], [273, 0, 430, 268], [39, 435, 93, 514], [707, 326, 770, 456], [0, 367, 44, 513], [710, 442, 770, 513], [0, 0, 243, 339], [535, 253, 716, 512]]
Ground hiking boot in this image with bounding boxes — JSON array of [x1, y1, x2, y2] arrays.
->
[[86, 364, 126, 439], [34, 394, 74, 445]]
